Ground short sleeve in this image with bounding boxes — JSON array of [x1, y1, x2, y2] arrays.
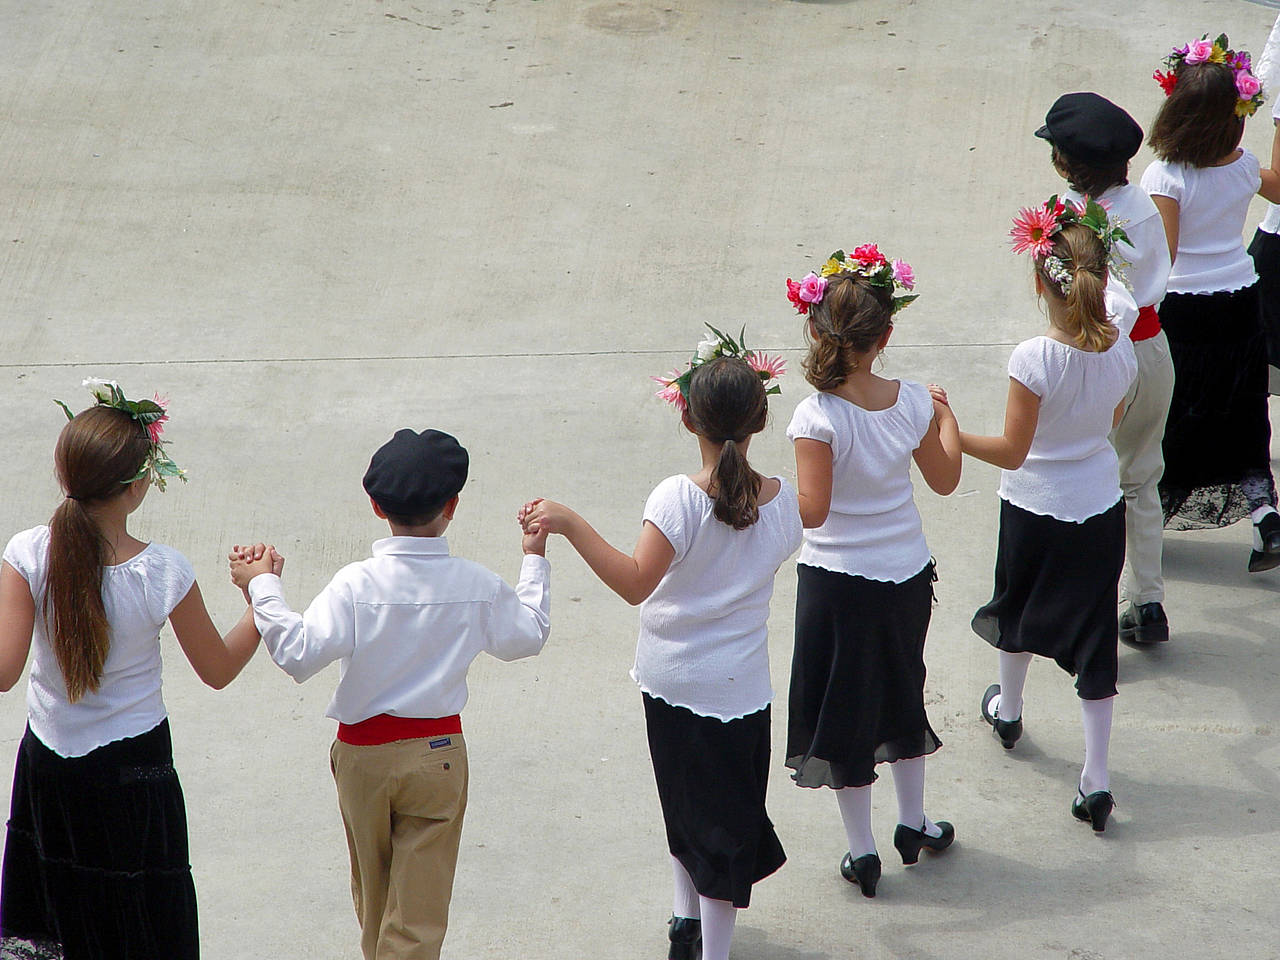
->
[[642, 476, 693, 563], [3, 527, 48, 588], [141, 545, 197, 623], [901, 381, 935, 443], [1140, 160, 1183, 203], [1008, 341, 1049, 397], [787, 396, 838, 459]]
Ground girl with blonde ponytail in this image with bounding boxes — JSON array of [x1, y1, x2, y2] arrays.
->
[[783, 246, 961, 898], [0, 381, 264, 957], [952, 199, 1137, 833], [519, 331, 800, 960]]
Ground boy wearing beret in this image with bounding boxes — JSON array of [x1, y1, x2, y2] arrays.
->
[[231, 428, 550, 960], [1037, 92, 1175, 644]]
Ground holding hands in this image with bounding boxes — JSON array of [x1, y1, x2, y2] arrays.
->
[[228, 542, 285, 599]]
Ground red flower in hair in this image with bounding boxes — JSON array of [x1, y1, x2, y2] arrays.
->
[[851, 243, 887, 267], [785, 277, 810, 314], [1153, 70, 1178, 96]]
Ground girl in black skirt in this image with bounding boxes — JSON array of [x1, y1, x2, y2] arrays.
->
[[783, 249, 961, 896], [520, 339, 799, 960], [949, 203, 1137, 831], [0, 383, 262, 958]]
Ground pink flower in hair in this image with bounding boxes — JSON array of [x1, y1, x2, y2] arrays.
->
[[651, 372, 688, 413], [1185, 39, 1214, 64], [1009, 204, 1059, 257], [851, 243, 887, 267], [891, 259, 915, 290], [797, 272, 827, 304], [747, 351, 787, 383], [785, 277, 809, 314], [1236, 71, 1261, 99], [145, 394, 170, 445]]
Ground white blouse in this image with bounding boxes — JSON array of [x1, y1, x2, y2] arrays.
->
[[633, 475, 802, 721], [1141, 151, 1262, 294], [999, 337, 1138, 522], [3, 526, 195, 758], [1064, 183, 1171, 311], [786, 381, 935, 583]]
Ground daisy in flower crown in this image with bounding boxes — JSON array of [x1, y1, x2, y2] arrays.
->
[[652, 324, 785, 413]]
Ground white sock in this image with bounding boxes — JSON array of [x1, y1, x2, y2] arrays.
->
[[889, 757, 941, 837], [998, 651, 1034, 721], [1079, 695, 1115, 796], [835, 784, 877, 858], [671, 855, 699, 920], [697, 896, 738, 960], [1250, 505, 1277, 524]]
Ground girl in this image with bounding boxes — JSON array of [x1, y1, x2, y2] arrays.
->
[[0, 380, 262, 958], [783, 248, 961, 897], [519, 331, 799, 960], [1142, 35, 1280, 571], [1248, 13, 1280, 394], [955, 200, 1137, 832]]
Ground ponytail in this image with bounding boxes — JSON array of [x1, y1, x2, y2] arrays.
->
[[803, 273, 894, 390], [710, 439, 762, 531], [1036, 221, 1117, 353], [687, 357, 769, 529]]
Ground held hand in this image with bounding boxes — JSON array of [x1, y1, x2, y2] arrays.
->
[[229, 546, 277, 590], [517, 499, 545, 534], [268, 546, 285, 577], [520, 499, 577, 538], [522, 523, 549, 557], [927, 384, 950, 407], [931, 397, 957, 425]]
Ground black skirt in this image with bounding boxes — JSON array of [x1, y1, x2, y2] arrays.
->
[[1158, 285, 1274, 528], [786, 561, 940, 790], [972, 499, 1124, 701], [643, 694, 785, 908], [0, 720, 199, 960], [1247, 228, 1280, 375]]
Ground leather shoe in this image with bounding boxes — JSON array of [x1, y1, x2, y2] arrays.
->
[[893, 819, 955, 865], [667, 916, 701, 960], [839, 852, 881, 898], [1248, 512, 1280, 573], [1118, 602, 1169, 644], [980, 683, 1022, 749], [1071, 789, 1114, 832]]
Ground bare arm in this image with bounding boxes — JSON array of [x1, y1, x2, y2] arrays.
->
[[168, 581, 260, 690], [0, 562, 35, 693], [1150, 194, 1180, 266], [913, 396, 963, 495], [959, 378, 1041, 470], [1260, 167, 1280, 204], [793, 439, 834, 528], [1113, 398, 1127, 429], [521, 500, 674, 605]]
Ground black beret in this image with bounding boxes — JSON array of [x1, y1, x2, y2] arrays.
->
[[362, 428, 468, 516], [1035, 92, 1143, 167]]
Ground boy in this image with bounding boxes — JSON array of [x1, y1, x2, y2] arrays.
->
[[231, 428, 550, 960]]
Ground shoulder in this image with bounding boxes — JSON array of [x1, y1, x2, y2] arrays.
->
[[787, 392, 836, 441], [897, 380, 934, 429], [1106, 183, 1161, 226], [1008, 338, 1052, 394], [1239, 148, 1261, 177], [3, 526, 50, 578], [133, 543, 197, 595], [1140, 159, 1183, 197]]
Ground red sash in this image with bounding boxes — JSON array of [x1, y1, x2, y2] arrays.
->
[[1130, 305, 1161, 342], [337, 713, 462, 746]]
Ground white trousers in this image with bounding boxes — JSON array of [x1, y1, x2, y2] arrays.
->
[[1111, 332, 1176, 605]]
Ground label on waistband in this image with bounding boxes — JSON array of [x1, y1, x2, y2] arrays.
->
[[428, 737, 453, 749]]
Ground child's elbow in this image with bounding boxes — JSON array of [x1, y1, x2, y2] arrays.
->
[[799, 505, 829, 529]]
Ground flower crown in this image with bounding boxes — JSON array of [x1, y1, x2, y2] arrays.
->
[[1154, 34, 1265, 118], [652, 324, 785, 413], [54, 379, 186, 491], [1010, 195, 1133, 288], [786, 244, 918, 317]]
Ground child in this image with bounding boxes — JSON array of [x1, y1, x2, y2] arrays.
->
[[783, 248, 961, 897], [1036, 92, 1176, 644], [0, 380, 262, 957], [1247, 12, 1280, 394], [229, 428, 551, 960], [519, 331, 798, 960], [951, 199, 1137, 832], [1142, 35, 1280, 571]]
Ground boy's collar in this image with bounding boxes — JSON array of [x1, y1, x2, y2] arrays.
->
[[372, 536, 450, 557]]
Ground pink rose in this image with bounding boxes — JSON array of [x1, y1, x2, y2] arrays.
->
[[851, 243, 887, 266], [1236, 71, 1261, 99], [797, 272, 827, 304], [891, 259, 915, 291], [1185, 39, 1214, 64]]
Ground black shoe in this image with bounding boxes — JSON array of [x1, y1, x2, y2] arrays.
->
[[1119, 602, 1169, 644], [839, 852, 881, 898], [1248, 513, 1280, 572], [1071, 789, 1114, 833], [893, 820, 956, 865], [980, 683, 1022, 749], [667, 916, 701, 960]]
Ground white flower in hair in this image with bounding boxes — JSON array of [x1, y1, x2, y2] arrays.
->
[[696, 336, 720, 361], [82, 378, 121, 404]]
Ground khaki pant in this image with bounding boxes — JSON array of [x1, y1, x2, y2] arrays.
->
[[1111, 331, 1176, 605], [330, 734, 469, 960]]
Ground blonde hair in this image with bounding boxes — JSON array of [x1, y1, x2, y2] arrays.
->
[[1035, 222, 1117, 352], [802, 272, 894, 390]]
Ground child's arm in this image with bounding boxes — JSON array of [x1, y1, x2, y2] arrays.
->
[[0, 562, 35, 693], [168, 581, 262, 690], [913, 389, 963, 495], [958, 378, 1041, 470], [793, 439, 834, 528], [479, 517, 553, 662], [520, 499, 674, 606], [1260, 120, 1280, 203], [1149, 194, 1180, 265]]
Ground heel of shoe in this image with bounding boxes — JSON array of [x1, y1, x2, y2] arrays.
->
[[840, 852, 881, 897], [1071, 790, 1114, 833], [667, 916, 701, 960], [894, 820, 956, 865]]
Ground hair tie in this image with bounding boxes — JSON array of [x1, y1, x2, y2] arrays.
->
[[65, 494, 82, 502]]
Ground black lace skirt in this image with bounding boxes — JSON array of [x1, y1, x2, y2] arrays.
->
[[0, 720, 199, 959], [1157, 285, 1275, 529], [643, 694, 785, 908], [786, 561, 941, 789]]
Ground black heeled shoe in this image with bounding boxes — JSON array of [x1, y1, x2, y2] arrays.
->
[[981, 683, 1023, 749], [893, 819, 956, 865], [667, 916, 701, 960], [1248, 512, 1280, 572], [1071, 789, 1114, 833], [839, 852, 881, 898]]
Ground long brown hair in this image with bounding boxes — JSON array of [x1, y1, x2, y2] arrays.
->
[[802, 272, 894, 390], [686, 357, 769, 530], [1035, 222, 1116, 352], [45, 406, 150, 702], [1148, 61, 1244, 167]]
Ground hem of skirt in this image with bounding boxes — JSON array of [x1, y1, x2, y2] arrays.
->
[[0, 936, 65, 960], [633, 684, 772, 723], [672, 850, 785, 909], [785, 740, 942, 790]]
